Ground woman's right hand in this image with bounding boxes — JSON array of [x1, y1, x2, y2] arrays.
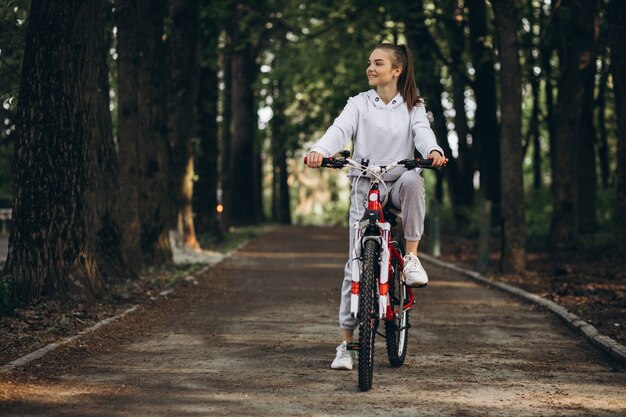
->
[[305, 151, 324, 168]]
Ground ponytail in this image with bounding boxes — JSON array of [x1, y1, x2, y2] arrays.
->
[[374, 43, 422, 111]]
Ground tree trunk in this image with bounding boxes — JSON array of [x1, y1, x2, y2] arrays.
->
[[229, 5, 258, 226], [577, 12, 600, 234], [467, 0, 501, 219], [550, 0, 597, 249], [493, 0, 526, 273], [447, 0, 475, 208], [220, 27, 233, 229], [596, 59, 610, 189], [137, 0, 172, 264], [115, 0, 143, 270], [609, 0, 626, 252], [5, 0, 111, 301], [194, 8, 221, 236], [168, 0, 199, 249], [539, 0, 557, 186], [91, 3, 127, 281], [271, 79, 291, 224]]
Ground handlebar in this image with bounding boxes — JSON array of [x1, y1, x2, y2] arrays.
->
[[303, 155, 441, 171]]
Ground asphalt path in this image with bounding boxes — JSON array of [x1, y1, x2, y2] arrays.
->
[[1, 226, 625, 416]]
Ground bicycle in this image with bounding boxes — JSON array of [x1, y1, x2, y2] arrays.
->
[[305, 150, 441, 391]]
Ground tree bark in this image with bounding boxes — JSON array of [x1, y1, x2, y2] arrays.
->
[[446, 0, 475, 208], [609, 0, 626, 252], [577, 12, 600, 234], [194, 6, 221, 236], [5, 0, 113, 301], [229, 4, 259, 226], [91, 3, 127, 281], [115, 0, 143, 270], [168, 0, 200, 249], [271, 79, 291, 224], [137, 0, 172, 264], [550, 0, 597, 249], [493, 0, 526, 273], [467, 0, 501, 218]]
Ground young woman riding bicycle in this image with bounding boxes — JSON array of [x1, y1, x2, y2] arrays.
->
[[305, 43, 447, 370]]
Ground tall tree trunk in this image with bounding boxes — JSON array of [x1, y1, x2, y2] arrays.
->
[[91, 3, 127, 281], [137, 0, 172, 264], [493, 0, 526, 273], [596, 59, 610, 189], [539, 0, 557, 186], [168, 0, 200, 249], [271, 79, 291, 224], [467, 0, 501, 218], [550, 0, 597, 249], [229, 5, 258, 226], [447, 0, 475, 208], [5, 0, 112, 301], [194, 4, 221, 236], [577, 12, 600, 234], [526, 0, 542, 191], [115, 0, 143, 270], [220, 27, 233, 229], [609, 0, 626, 253]]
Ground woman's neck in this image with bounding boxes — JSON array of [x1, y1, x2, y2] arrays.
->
[[376, 84, 398, 104]]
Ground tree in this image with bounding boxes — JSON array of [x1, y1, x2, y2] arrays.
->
[[577, 7, 600, 234], [550, 0, 597, 248], [115, 0, 143, 270], [493, 0, 526, 272], [609, 0, 626, 252], [229, 1, 262, 226], [168, 0, 200, 248], [467, 0, 501, 218], [136, 0, 172, 264], [194, 1, 222, 236], [5, 0, 123, 301]]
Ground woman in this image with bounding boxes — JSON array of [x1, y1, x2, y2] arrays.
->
[[305, 43, 447, 370]]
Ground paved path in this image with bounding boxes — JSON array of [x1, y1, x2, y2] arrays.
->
[[1, 226, 625, 416]]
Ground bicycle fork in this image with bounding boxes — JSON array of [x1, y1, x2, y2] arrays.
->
[[350, 221, 393, 320]]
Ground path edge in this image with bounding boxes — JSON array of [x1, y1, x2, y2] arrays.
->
[[0, 232, 257, 374], [421, 253, 626, 367]]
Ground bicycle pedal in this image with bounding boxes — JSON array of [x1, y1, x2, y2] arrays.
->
[[346, 342, 359, 351]]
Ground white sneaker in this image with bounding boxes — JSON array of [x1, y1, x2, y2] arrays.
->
[[331, 341, 353, 370], [403, 252, 428, 287]]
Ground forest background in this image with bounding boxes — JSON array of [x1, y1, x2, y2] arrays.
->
[[0, 1, 625, 348]]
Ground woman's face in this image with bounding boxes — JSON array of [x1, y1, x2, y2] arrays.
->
[[366, 48, 401, 88]]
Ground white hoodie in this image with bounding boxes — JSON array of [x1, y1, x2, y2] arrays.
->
[[311, 89, 444, 181]]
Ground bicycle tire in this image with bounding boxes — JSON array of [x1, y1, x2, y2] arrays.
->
[[385, 248, 409, 367], [358, 239, 379, 392]]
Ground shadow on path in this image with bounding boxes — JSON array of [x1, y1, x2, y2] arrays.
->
[[1, 226, 625, 416]]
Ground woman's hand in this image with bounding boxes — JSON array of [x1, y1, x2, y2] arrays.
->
[[428, 151, 448, 167], [306, 151, 324, 168]]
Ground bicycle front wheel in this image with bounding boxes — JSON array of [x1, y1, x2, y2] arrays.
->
[[358, 239, 379, 392], [385, 249, 409, 367]]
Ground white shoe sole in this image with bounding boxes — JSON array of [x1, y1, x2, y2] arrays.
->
[[331, 363, 353, 370]]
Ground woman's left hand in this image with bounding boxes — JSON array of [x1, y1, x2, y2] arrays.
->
[[428, 151, 448, 167]]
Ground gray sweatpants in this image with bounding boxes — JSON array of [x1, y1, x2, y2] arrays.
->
[[339, 169, 425, 330]]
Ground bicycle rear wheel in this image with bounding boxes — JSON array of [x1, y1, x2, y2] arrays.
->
[[358, 239, 379, 392], [385, 248, 409, 367]]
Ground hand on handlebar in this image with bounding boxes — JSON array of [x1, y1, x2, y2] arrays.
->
[[428, 151, 448, 167], [305, 151, 324, 168]]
